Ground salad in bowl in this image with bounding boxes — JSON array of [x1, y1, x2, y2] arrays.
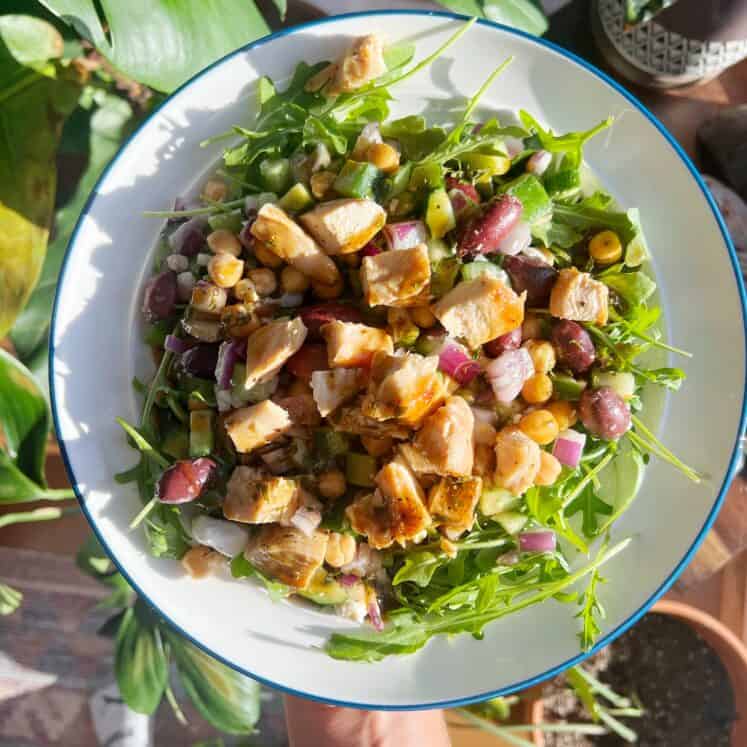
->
[[119, 20, 698, 662]]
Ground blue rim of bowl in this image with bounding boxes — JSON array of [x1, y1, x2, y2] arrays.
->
[[50, 9, 747, 711]]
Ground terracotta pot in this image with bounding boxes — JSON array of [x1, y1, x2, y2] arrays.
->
[[529, 600, 747, 746]]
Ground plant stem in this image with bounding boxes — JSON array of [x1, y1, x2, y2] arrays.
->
[[609, 308, 691, 357], [0, 506, 65, 529], [143, 198, 244, 218], [163, 680, 188, 726], [629, 415, 701, 482], [129, 496, 158, 530], [34, 488, 76, 501], [562, 450, 616, 509], [572, 663, 631, 708]]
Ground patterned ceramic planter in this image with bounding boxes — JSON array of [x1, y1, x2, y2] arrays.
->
[[592, 0, 747, 87]]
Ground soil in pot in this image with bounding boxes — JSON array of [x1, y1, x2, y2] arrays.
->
[[543, 613, 737, 746]]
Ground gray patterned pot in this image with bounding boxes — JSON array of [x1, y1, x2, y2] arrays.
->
[[592, 0, 747, 88]]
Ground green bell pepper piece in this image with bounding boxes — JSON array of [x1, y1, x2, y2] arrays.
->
[[278, 182, 315, 213], [259, 158, 291, 194], [189, 410, 215, 457], [333, 160, 381, 199]]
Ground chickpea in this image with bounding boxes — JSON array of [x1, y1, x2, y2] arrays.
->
[[234, 278, 259, 304], [519, 409, 559, 445], [361, 435, 394, 457], [191, 281, 227, 313], [310, 170, 337, 199], [221, 303, 260, 337], [248, 267, 277, 296], [312, 275, 344, 300], [202, 178, 228, 202], [253, 241, 284, 268], [535, 451, 562, 487], [411, 305, 436, 328], [547, 400, 577, 431], [325, 532, 357, 567], [318, 469, 347, 499], [589, 230, 623, 264], [522, 373, 553, 405], [181, 545, 222, 578], [207, 229, 242, 257], [523, 340, 556, 374], [208, 253, 244, 289], [281, 266, 311, 294], [367, 142, 400, 173]]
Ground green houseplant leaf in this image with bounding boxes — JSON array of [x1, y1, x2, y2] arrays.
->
[[435, 0, 548, 36], [0, 14, 80, 337], [38, 0, 271, 93], [165, 629, 261, 734]]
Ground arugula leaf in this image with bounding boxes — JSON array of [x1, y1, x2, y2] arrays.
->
[[231, 553, 291, 601], [575, 566, 606, 651], [603, 270, 656, 307], [145, 504, 190, 559], [301, 116, 347, 156], [566, 484, 613, 538], [115, 599, 169, 714], [519, 111, 613, 155], [393, 551, 446, 587], [381, 116, 446, 161]]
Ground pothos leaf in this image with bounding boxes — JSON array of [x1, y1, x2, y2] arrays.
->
[[115, 600, 169, 714], [164, 628, 261, 735], [0, 582, 22, 615], [39, 0, 271, 93]]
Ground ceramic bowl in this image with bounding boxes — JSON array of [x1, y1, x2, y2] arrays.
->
[[50, 11, 747, 708]]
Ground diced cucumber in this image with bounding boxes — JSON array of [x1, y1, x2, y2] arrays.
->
[[429, 257, 460, 298], [162, 427, 190, 459], [208, 210, 243, 233], [480, 487, 518, 517], [257, 192, 277, 208], [259, 158, 291, 194], [189, 410, 215, 457], [462, 152, 511, 176], [409, 162, 443, 191], [460, 259, 509, 284], [494, 510, 528, 535], [333, 160, 380, 198], [382, 162, 413, 200], [550, 373, 587, 401], [346, 452, 377, 487], [278, 182, 315, 213], [426, 238, 454, 263], [298, 569, 348, 606], [591, 370, 636, 400], [501, 174, 552, 224], [425, 188, 456, 239]]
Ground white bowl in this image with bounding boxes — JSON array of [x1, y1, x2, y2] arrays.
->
[[50, 11, 747, 708]]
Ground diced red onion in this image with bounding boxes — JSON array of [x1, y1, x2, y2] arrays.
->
[[367, 597, 384, 632], [438, 339, 482, 386], [290, 506, 322, 536], [238, 220, 255, 250], [527, 150, 552, 176], [383, 221, 427, 251], [496, 220, 532, 256], [552, 429, 586, 468], [503, 136, 525, 158], [168, 216, 207, 256], [164, 334, 195, 355], [339, 574, 359, 588], [280, 293, 305, 308], [215, 338, 245, 390], [361, 242, 382, 257], [485, 347, 534, 403], [519, 530, 556, 553], [496, 549, 520, 566]]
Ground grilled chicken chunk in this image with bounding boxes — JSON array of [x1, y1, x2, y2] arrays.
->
[[361, 351, 448, 426], [244, 525, 328, 588], [223, 469, 300, 523], [346, 460, 431, 548], [300, 198, 386, 255], [273, 393, 321, 427], [432, 275, 525, 348], [329, 400, 411, 440], [321, 320, 393, 367], [244, 317, 307, 389], [549, 267, 609, 325], [310, 368, 363, 417], [361, 244, 431, 308], [403, 396, 475, 476], [325, 35, 387, 96], [224, 400, 291, 453], [494, 428, 541, 496], [250, 204, 340, 286], [427, 476, 483, 538]]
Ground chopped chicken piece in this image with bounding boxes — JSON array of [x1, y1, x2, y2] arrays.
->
[[432, 276, 525, 348], [300, 199, 386, 255], [549, 267, 609, 325], [328, 35, 386, 96], [494, 428, 541, 496], [346, 460, 431, 548], [273, 394, 321, 427], [361, 244, 431, 308], [428, 476, 483, 537], [250, 204, 340, 286], [361, 351, 449, 426], [321, 320, 393, 367], [181, 545, 224, 579], [224, 400, 291, 453], [223, 469, 300, 523], [404, 396, 475, 476], [329, 400, 411, 440], [305, 62, 337, 93], [310, 368, 363, 417], [244, 318, 307, 389], [473, 443, 497, 479], [245, 525, 328, 588]]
